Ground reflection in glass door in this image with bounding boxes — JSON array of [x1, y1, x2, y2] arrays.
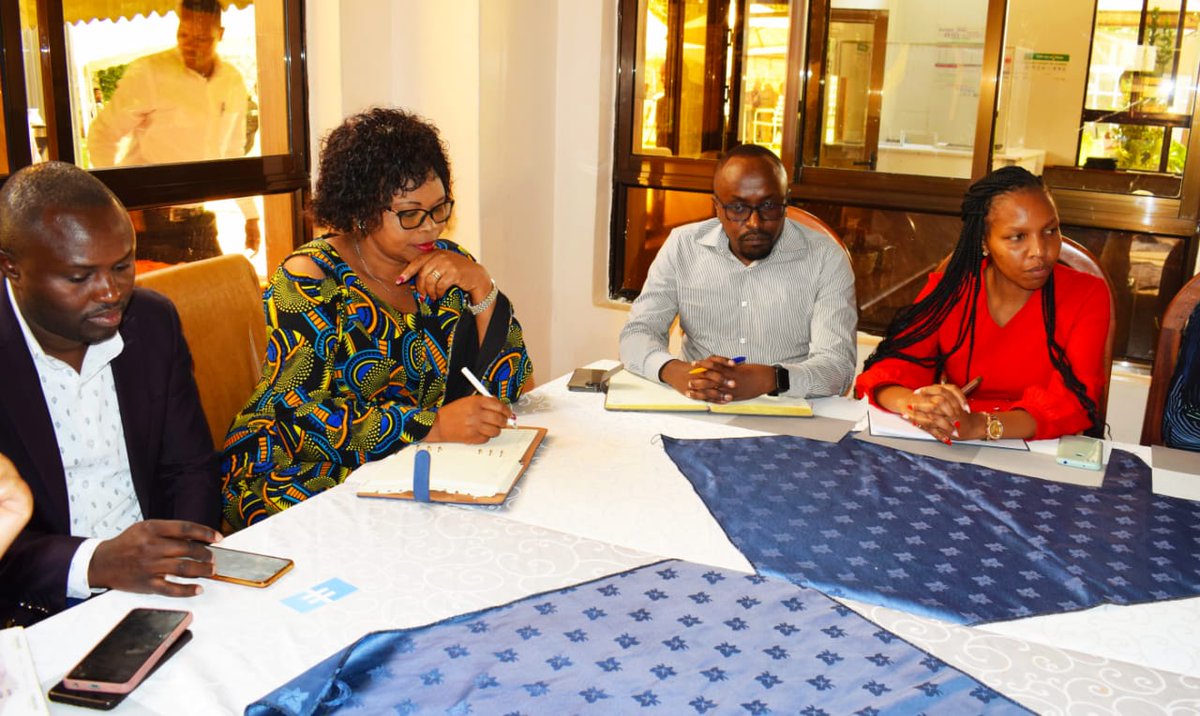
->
[[804, 0, 991, 179], [819, 10, 887, 169], [735, 2, 790, 155], [632, 0, 791, 158]]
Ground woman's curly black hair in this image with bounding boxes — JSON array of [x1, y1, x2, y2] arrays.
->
[[313, 107, 452, 235]]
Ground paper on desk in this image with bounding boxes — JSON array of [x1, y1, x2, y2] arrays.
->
[[867, 406, 1028, 451], [0, 627, 49, 715], [1152, 445, 1200, 501]]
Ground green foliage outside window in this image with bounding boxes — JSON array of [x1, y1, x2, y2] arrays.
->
[[96, 64, 128, 104]]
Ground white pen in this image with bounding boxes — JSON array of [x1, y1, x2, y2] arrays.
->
[[460, 366, 518, 428]]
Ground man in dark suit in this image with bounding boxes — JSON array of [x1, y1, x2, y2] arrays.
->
[[0, 161, 221, 625]]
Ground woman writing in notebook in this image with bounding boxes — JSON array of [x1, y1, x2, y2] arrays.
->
[[854, 166, 1109, 444], [220, 108, 533, 529]]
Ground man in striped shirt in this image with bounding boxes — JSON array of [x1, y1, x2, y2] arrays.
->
[[619, 144, 856, 402]]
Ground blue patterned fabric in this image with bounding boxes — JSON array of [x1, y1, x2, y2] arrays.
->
[[663, 434, 1200, 625], [247, 560, 1027, 715]]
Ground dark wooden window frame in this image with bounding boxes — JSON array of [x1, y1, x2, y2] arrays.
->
[[0, 0, 312, 241]]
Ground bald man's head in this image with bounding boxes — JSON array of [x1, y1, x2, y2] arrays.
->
[[0, 161, 125, 259]]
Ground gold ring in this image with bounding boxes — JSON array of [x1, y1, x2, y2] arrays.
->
[[430, 269, 442, 280]]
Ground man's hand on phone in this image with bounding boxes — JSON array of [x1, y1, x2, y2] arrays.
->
[[89, 520, 222, 597]]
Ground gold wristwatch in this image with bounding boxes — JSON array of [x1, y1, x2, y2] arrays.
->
[[983, 412, 1004, 441]]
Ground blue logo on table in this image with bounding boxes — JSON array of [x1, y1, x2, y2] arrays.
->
[[282, 578, 357, 613]]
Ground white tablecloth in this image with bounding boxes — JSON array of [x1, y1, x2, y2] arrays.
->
[[26, 370, 1200, 714]]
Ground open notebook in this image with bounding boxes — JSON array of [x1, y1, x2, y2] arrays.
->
[[355, 427, 547, 505], [604, 369, 812, 417]]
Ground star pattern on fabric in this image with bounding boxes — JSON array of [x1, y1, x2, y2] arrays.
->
[[663, 434, 1200, 625], [249, 561, 1028, 715]]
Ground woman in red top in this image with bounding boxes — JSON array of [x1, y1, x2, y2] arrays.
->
[[855, 166, 1109, 442]]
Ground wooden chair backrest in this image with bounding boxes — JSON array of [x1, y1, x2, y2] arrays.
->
[[933, 237, 1116, 437], [136, 255, 267, 448], [1141, 271, 1200, 445], [786, 206, 850, 261]]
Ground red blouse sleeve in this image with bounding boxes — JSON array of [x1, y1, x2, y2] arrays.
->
[[854, 272, 944, 407], [1011, 268, 1110, 440]]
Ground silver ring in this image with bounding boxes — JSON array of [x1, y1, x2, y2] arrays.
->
[[430, 269, 442, 280]]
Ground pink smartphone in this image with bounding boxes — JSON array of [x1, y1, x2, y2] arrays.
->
[[62, 608, 192, 694]]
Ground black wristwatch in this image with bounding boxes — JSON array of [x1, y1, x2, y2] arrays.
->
[[768, 364, 789, 396]]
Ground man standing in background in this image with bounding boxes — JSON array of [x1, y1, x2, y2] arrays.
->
[[88, 0, 260, 262]]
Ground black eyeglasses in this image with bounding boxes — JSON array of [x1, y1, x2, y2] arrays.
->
[[713, 197, 785, 223], [388, 199, 455, 230]]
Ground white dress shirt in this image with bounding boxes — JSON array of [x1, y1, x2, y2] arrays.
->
[[7, 282, 141, 598], [87, 47, 258, 220], [619, 217, 858, 398]]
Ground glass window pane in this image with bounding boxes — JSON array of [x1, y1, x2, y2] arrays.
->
[[1012, 0, 1200, 197], [1067, 227, 1188, 363], [60, 0, 289, 170], [133, 190, 296, 279], [793, 201, 960, 329], [19, 0, 49, 163], [735, 2, 791, 155], [619, 186, 714, 294], [634, 0, 790, 158], [811, 0, 989, 177]]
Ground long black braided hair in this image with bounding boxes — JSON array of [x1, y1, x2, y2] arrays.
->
[[862, 166, 1100, 434]]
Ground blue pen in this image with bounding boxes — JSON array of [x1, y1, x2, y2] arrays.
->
[[731, 356, 747, 365]]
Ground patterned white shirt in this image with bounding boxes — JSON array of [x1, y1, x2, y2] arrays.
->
[[7, 281, 141, 597], [619, 217, 858, 398]]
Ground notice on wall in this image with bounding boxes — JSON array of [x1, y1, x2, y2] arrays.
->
[[1029, 52, 1071, 82], [937, 26, 984, 44]]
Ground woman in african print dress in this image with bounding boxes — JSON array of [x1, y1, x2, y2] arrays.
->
[[220, 108, 533, 529]]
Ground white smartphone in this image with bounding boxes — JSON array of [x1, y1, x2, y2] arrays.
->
[[1056, 435, 1104, 470], [208, 545, 294, 588], [62, 608, 192, 694]]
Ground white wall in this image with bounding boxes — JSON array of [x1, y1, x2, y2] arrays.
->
[[307, 0, 629, 385]]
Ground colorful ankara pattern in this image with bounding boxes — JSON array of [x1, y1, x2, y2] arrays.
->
[[221, 239, 531, 529], [248, 560, 1027, 715], [663, 433, 1200, 625]]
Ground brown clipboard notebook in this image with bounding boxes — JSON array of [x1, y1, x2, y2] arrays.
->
[[354, 427, 547, 505]]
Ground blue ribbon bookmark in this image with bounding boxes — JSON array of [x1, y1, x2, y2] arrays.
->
[[413, 448, 431, 503]]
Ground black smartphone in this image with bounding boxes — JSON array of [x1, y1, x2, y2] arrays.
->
[[48, 630, 193, 710], [208, 545, 294, 587], [61, 608, 192, 694]]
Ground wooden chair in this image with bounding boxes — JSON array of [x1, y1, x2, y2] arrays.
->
[[934, 237, 1117, 437], [1141, 271, 1200, 446], [136, 255, 267, 448], [786, 205, 850, 259]]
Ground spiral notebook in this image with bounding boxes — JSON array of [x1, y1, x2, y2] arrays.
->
[[354, 427, 546, 505], [604, 369, 812, 417]]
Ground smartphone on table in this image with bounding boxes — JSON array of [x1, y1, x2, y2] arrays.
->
[[60, 608, 192, 695], [48, 630, 193, 710], [208, 545, 294, 587], [1056, 434, 1104, 470], [567, 364, 624, 393]]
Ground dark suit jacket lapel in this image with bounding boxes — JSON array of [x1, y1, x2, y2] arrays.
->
[[0, 283, 71, 530], [110, 306, 152, 516]]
